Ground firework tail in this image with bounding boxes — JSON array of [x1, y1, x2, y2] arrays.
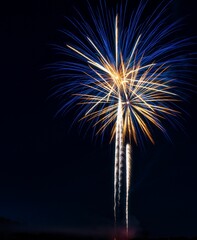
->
[[126, 143, 132, 234], [118, 97, 124, 207], [114, 97, 125, 228], [114, 110, 120, 225]]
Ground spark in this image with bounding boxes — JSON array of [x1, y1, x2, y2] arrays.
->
[[126, 143, 132, 234]]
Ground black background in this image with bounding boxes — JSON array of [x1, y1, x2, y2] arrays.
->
[[0, 0, 196, 238]]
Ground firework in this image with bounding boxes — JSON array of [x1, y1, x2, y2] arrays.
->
[[53, 0, 191, 236]]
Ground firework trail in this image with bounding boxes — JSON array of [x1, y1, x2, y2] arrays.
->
[[53, 0, 193, 236], [117, 97, 124, 207], [114, 136, 119, 223], [114, 101, 120, 224], [126, 143, 132, 233]]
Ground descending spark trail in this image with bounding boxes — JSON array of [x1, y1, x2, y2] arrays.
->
[[118, 98, 124, 207], [53, 0, 192, 237], [114, 101, 120, 224], [126, 143, 132, 233]]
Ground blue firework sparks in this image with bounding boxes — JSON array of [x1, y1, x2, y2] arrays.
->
[[52, 0, 192, 145]]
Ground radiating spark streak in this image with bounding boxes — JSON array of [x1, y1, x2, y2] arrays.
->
[[115, 15, 118, 70], [67, 45, 94, 63], [93, 110, 116, 127], [126, 35, 141, 71], [134, 84, 177, 96], [81, 105, 118, 120], [133, 106, 164, 130], [145, 99, 180, 102], [131, 90, 156, 112], [67, 45, 111, 74], [132, 109, 155, 143], [87, 67, 117, 97], [87, 37, 112, 70], [125, 63, 156, 77], [96, 113, 117, 135], [107, 83, 116, 102], [120, 54, 129, 100], [90, 79, 118, 102], [80, 83, 111, 100], [125, 78, 170, 88], [85, 94, 109, 116], [87, 60, 111, 74], [126, 143, 132, 234]]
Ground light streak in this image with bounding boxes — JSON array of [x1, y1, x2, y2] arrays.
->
[[118, 97, 124, 206], [126, 143, 132, 234]]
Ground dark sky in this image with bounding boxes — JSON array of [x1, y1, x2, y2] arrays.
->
[[0, 0, 196, 238]]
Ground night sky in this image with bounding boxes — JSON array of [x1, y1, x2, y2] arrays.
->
[[0, 0, 196, 238]]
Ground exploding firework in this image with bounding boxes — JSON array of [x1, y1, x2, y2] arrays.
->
[[52, 0, 192, 236]]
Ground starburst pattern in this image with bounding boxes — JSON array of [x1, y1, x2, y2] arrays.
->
[[55, 1, 189, 144]]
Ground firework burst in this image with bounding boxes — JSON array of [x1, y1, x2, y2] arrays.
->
[[52, 0, 192, 236]]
